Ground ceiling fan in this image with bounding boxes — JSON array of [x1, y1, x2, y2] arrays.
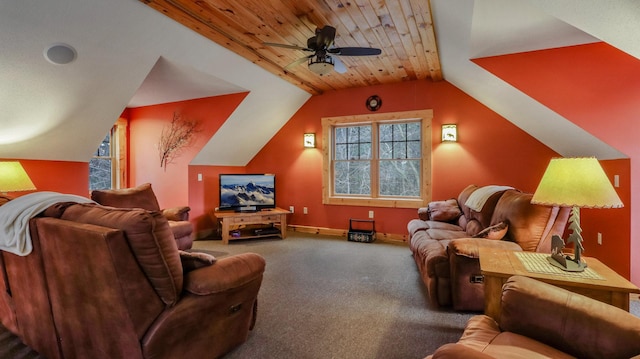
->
[[264, 26, 382, 76]]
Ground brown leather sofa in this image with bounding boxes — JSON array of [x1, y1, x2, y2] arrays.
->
[[427, 275, 640, 359], [91, 183, 194, 250], [0, 201, 265, 359], [407, 185, 570, 311]]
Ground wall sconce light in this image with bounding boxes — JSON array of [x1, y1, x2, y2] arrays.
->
[[303, 133, 316, 148], [442, 124, 457, 142]]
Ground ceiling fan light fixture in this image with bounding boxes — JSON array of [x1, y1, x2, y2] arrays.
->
[[308, 56, 334, 76]]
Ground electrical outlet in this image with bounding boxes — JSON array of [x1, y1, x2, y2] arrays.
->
[[197, 173, 203, 182], [303, 207, 308, 214], [614, 175, 620, 188], [597, 232, 602, 245], [368, 210, 374, 219], [289, 206, 294, 213]]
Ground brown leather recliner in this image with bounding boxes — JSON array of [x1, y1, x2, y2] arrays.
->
[[91, 183, 194, 250], [0, 202, 265, 359], [427, 275, 640, 358]]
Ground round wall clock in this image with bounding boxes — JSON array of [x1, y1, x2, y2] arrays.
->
[[366, 95, 382, 111]]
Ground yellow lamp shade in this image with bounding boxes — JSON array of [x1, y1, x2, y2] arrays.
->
[[0, 161, 37, 192], [531, 157, 623, 209]]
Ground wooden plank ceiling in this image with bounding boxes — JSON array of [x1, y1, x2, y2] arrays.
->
[[141, 0, 441, 95]]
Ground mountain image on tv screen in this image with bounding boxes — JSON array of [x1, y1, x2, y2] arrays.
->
[[220, 174, 275, 209]]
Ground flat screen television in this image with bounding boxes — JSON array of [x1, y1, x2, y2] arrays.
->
[[219, 173, 276, 212]]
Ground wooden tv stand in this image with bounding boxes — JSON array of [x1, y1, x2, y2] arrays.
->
[[213, 207, 290, 244]]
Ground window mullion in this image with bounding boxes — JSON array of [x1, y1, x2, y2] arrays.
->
[[371, 122, 379, 199]]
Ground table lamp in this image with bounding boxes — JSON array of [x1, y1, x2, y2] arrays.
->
[[0, 161, 37, 197], [531, 157, 623, 272]]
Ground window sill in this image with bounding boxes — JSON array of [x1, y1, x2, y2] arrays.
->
[[323, 196, 426, 208]]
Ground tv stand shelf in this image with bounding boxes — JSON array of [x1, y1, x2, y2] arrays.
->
[[212, 207, 290, 244]]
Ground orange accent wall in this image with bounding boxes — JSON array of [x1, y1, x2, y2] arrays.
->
[[473, 42, 638, 280], [240, 79, 559, 237], [127, 93, 248, 209], [1, 159, 89, 197]]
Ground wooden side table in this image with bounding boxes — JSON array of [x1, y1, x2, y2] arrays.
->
[[479, 247, 640, 320], [212, 207, 290, 244]]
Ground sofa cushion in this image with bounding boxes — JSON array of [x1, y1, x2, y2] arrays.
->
[[449, 238, 522, 258], [179, 250, 216, 272], [473, 221, 508, 240], [91, 183, 161, 212], [407, 219, 430, 236], [491, 190, 556, 252], [428, 199, 462, 222], [60, 203, 183, 306], [418, 207, 429, 221], [465, 219, 483, 237]]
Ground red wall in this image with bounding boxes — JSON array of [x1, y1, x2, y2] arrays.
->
[[473, 42, 639, 280], [1, 159, 89, 197], [236, 79, 559, 237], [127, 93, 247, 209], [188, 165, 246, 237]]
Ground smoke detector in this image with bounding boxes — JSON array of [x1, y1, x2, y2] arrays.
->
[[44, 43, 77, 65]]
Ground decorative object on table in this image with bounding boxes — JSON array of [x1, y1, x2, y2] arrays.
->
[[0, 161, 36, 197], [366, 95, 382, 111], [347, 219, 376, 243], [441, 124, 457, 142], [531, 157, 623, 272], [158, 112, 201, 170]]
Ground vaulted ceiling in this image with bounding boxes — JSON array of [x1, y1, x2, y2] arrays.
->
[[141, 0, 442, 95], [1, 0, 638, 165]]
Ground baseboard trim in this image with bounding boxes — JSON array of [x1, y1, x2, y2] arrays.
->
[[288, 225, 408, 244], [196, 224, 409, 244]]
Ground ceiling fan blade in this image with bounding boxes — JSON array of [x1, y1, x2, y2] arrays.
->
[[329, 47, 382, 56], [284, 56, 311, 71], [264, 42, 312, 52], [333, 56, 347, 74], [316, 26, 336, 49]]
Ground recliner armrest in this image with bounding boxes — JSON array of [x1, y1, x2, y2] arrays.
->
[[449, 237, 522, 258], [430, 343, 494, 359], [162, 206, 190, 221], [500, 276, 640, 359], [183, 253, 265, 295]]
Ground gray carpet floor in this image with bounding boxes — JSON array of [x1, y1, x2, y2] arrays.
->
[[0, 232, 638, 358], [192, 233, 473, 359]]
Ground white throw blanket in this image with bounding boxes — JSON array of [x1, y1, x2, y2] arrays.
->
[[0, 191, 95, 256], [465, 185, 514, 212]]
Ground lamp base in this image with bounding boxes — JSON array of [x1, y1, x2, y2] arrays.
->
[[547, 254, 587, 272]]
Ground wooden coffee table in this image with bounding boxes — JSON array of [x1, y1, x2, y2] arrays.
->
[[479, 247, 640, 320]]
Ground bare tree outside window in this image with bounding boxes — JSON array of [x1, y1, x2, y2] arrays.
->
[[334, 125, 372, 195], [89, 119, 127, 191], [378, 122, 421, 197], [322, 110, 432, 208], [89, 133, 112, 190]]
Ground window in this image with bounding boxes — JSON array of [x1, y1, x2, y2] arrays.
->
[[89, 119, 127, 190], [322, 110, 432, 208]]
